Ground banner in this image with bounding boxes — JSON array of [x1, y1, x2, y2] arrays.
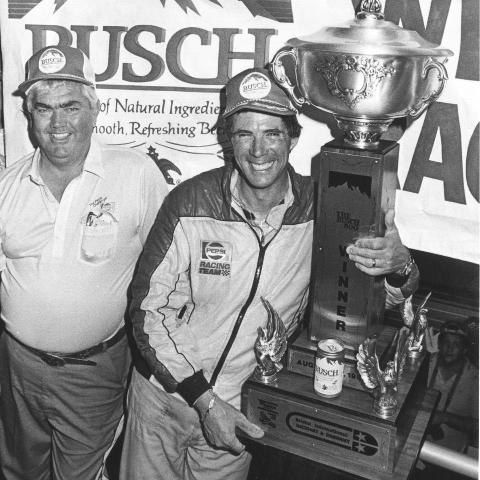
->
[[1, 0, 478, 263]]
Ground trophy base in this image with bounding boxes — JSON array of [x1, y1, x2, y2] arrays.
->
[[241, 328, 433, 477]]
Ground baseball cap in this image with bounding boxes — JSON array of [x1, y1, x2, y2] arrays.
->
[[223, 67, 297, 119], [18, 45, 95, 93], [440, 321, 468, 338]]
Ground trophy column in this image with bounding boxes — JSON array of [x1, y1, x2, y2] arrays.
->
[[309, 139, 399, 351]]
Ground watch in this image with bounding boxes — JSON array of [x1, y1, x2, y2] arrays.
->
[[386, 256, 415, 287], [195, 389, 217, 423], [395, 256, 415, 276]]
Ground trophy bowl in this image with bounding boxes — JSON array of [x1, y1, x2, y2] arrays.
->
[[271, 0, 453, 148]]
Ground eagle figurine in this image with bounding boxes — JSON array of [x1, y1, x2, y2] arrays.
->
[[400, 291, 431, 356], [253, 297, 287, 383], [356, 331, 409, 418]]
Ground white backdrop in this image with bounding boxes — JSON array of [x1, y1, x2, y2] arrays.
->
[[1, 0, 478, 262]]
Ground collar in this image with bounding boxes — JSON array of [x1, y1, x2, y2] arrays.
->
[[20, 137, 105, 183], [22, 149, 44, 185], [82, 138, 105, 178], [230, 169, 294, 231]]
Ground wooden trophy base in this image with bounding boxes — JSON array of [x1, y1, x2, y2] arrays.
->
[[241, 326, 436, 478]]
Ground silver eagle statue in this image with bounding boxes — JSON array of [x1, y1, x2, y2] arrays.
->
[[356, 330, 409, 418], [400, 291, 431, 358], [253, 297, 287, 384]]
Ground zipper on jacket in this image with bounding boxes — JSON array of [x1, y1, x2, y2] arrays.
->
[[209, 204, 289, 386], [209, 237, 267, 386]]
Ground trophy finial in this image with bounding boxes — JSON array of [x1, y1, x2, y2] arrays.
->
[[253, 297, 287, 384], [357, 0, 384, 20]]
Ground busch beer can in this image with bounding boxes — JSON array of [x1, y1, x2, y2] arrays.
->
[[314, 338, 345, 397]]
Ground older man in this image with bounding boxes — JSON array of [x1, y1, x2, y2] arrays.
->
[[0, 45, 168, 480], [119, 67, 418, 480]]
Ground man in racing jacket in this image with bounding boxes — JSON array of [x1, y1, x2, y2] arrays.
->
[[119, 67, 418, 480]]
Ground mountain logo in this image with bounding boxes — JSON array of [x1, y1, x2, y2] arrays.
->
[[8, 0, 293, 22], [239, 72, 271, 100], [39, 48, 66, 74]]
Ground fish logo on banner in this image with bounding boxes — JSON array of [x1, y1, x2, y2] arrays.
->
[[147, 146, 182, 186]]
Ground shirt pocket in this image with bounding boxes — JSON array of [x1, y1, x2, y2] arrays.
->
[[79, 222, 118, 265]]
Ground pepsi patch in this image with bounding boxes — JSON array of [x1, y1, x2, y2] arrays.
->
[[199, 240, 232, 276]]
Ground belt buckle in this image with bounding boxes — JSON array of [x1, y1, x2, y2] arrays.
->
[[41, 353, 66, 367]]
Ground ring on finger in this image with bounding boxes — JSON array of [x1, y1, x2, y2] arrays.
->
[[372, 258, 376, 268]]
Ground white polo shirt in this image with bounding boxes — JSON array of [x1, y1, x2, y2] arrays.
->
[[0, 139, 168, 352]]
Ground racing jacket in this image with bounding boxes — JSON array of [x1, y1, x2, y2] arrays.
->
[[131, 164, 313, 408], [130, 164, 414, 408]]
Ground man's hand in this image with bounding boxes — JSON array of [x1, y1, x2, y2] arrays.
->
[[346, 209, 410, 276], [195, 391, 264, 454]]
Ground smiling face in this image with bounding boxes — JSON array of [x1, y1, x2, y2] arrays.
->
[[28, 82, 99, 168], [230, 111, 298, 201]]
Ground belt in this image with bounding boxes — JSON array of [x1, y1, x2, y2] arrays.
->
[[8, 327, 126, 367]]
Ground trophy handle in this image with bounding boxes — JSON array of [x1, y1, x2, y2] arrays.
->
[[270, 48, 307, 107], [408, 57, 449, 119]]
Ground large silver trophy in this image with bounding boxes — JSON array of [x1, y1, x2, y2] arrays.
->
[[242, 3, 450, 476], [271, 0, 453, 148], [270, 0, 452, 350]]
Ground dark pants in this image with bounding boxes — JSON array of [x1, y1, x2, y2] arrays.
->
[[0, 332, 130, 480]]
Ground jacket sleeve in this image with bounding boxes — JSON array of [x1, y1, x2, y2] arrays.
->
[[130, 191, 210, 404], [0, 222, 5, 273]]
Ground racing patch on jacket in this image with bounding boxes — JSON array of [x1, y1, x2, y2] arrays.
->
[[199, 240, 232, 276]]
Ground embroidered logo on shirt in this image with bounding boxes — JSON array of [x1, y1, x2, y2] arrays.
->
[[82, 197, 118, 227], [199, 241, 232, 276]]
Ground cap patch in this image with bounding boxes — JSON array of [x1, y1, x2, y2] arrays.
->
[[239, 72, 272, 100], [38, 48, 66, 74]]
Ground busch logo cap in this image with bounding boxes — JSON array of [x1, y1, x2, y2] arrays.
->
[[440, 321, 468, 338], [18, 45, 95, 93], [223, 67, 297, 118]]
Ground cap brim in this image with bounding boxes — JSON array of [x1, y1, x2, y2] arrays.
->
[[223, 101, 297, 118], [18, 75, 94, 93]]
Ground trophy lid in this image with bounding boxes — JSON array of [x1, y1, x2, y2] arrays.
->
[[287, 0, 453, 57]]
